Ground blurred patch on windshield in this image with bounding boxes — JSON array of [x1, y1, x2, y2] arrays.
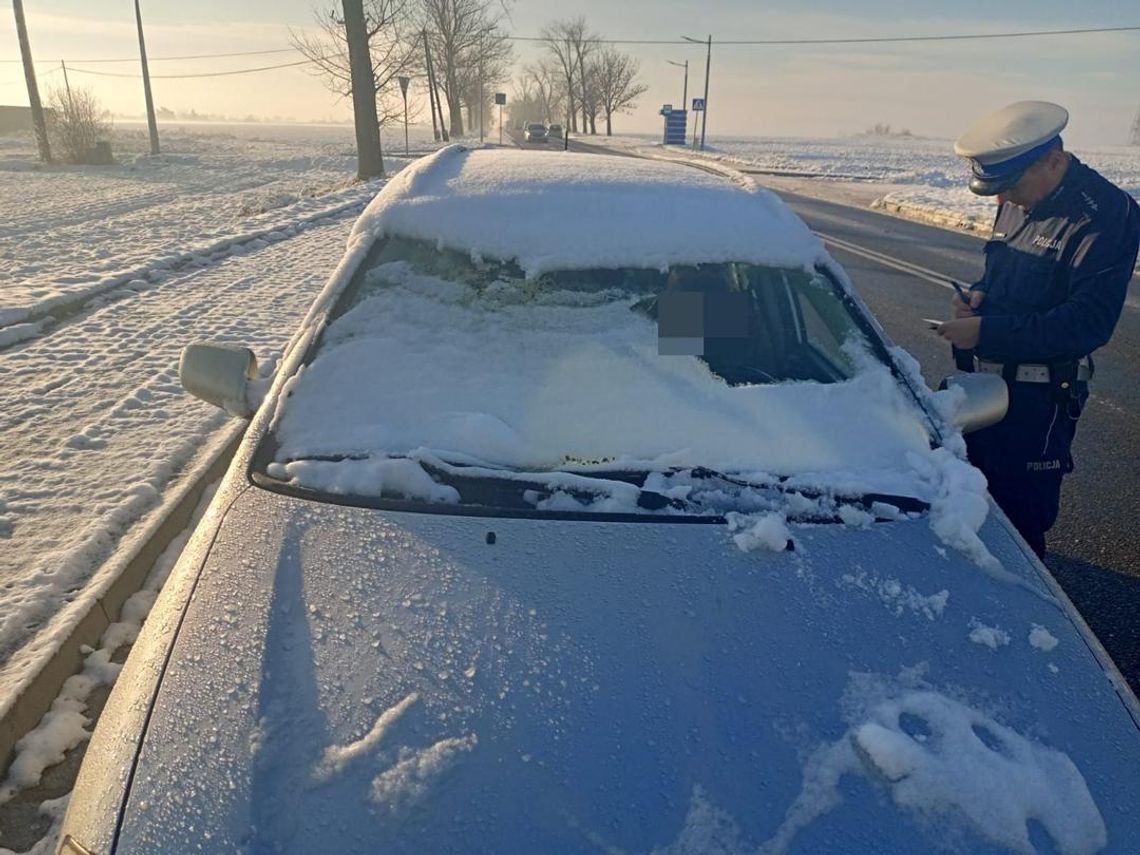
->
[[658, 291, 750, 356]]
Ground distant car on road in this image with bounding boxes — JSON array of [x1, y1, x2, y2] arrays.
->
[[547, 123, 564, 139], [60, 146, 1140, 854], [524, 122, 547, 143]]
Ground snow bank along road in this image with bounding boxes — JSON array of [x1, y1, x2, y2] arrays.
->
[[0, 191, 373, 743]]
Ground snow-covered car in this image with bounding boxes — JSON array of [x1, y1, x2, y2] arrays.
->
[[524, 122, 548, 142], [60, 147, 1140, 854]]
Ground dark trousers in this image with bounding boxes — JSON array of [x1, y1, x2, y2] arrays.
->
[[964, 381, 1084, 559]]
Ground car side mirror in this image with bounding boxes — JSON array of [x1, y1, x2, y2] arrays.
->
[[179, 343, 258, 417], [940, 372, 1008, 434]]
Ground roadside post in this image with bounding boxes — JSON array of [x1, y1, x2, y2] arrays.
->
[[495, 92, 506, 145], [398, 75, 410, 156]]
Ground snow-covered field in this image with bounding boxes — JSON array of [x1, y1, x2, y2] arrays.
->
[[607, 132, 1140, 241]]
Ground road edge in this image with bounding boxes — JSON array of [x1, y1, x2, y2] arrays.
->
[[0, 421, 247, 772]]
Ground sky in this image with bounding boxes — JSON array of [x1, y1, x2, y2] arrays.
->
[[2, 0, 1139, 145]]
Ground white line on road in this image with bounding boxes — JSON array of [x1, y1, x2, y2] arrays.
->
[[821, 228, 1140, 311], [816, 230, 959, 290]]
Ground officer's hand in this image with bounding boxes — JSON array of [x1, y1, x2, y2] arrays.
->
[[952, 289, 985, 318], [937, 316, 981, 349]]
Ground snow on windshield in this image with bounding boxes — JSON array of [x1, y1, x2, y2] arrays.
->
[[269, 261, 931, 495], [349, 147, 826, 277]]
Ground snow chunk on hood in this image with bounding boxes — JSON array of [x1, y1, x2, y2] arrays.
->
[[267, 457, 460, 504], [769, 672, 1107, 855], [1029, 624, 1060, 652], [727, 512, 791, 553]]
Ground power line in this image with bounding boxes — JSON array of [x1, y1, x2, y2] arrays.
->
[[3, 23, 1135, 76], [0, 47, 298, 64], [62, 59, 311, 80], [505, 24, 1140, 46]]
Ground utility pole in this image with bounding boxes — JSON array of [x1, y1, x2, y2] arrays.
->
[[683, 34, 712, 151], [134, 0, 160, 154], [423, 30, 447, 142], [478, 32, 485, 143], [343, 0, 383, 178], [422, 31, 439, 142], [12, 0, 51, 163], [578, 44, 589, 135], [61, 61, 75, 114], [700, 35, 711, 151], [1131, 104, 1140, 146], [565, 36, 576, 134]]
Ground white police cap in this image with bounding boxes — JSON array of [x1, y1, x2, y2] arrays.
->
[[954, 101, 1068, 196]]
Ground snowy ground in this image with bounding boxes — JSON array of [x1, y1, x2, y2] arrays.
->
[[0, 122, 444, 763], [0, 122, 434, 335]]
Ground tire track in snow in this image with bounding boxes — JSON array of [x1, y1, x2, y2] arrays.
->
[[0, 187, 375, 350]]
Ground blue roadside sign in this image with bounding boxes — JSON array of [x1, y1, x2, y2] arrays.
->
[[663, 109, 687, 145], [692, 98, 705, 112]]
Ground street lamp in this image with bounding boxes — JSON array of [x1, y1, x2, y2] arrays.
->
[[682, 34, 711, 151], [665, 59, 688, 119]]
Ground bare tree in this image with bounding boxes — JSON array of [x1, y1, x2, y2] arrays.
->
[[525, 58, 565, 125], [342, 0, 384, 178], [291, 0, 422, 127], [46, 85, 111, 164], [454, 28, 512, 136], [539, 18, 599, 134], [507, 76, 537, 128], [591, 48, 648, 136], [420, 0, 509, 138]]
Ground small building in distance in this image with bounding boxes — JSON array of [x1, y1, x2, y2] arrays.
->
[[0, 105, 37, 134]]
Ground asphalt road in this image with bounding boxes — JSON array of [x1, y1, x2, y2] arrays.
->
[[515, 130, 1140, 689]]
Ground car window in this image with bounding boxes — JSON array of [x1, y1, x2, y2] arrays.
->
[[255, 236, 930, 515]]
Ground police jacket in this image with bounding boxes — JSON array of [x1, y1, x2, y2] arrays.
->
[[974, 155, 1140, 364]]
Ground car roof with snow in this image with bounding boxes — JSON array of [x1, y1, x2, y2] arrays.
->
[[351, 146, 827, 277]]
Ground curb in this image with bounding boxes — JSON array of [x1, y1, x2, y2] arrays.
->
[[870, 198, 990, 235], [0, 422, 247, 773]]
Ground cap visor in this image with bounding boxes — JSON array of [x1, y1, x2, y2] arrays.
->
[[968, 170, 1024, 196]]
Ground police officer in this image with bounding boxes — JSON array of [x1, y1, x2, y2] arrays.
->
[[937, 101, 1140, 559]]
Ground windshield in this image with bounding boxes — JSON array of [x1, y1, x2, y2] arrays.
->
[[255, 236, 932, 517]]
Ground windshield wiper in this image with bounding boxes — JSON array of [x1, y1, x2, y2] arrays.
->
[[415, 458, 692, 512], [265, 454, 928, 519], [567, 464, 930, 518]]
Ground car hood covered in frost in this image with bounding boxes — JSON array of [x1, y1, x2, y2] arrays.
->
[[108, 488, 1140, 854]]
